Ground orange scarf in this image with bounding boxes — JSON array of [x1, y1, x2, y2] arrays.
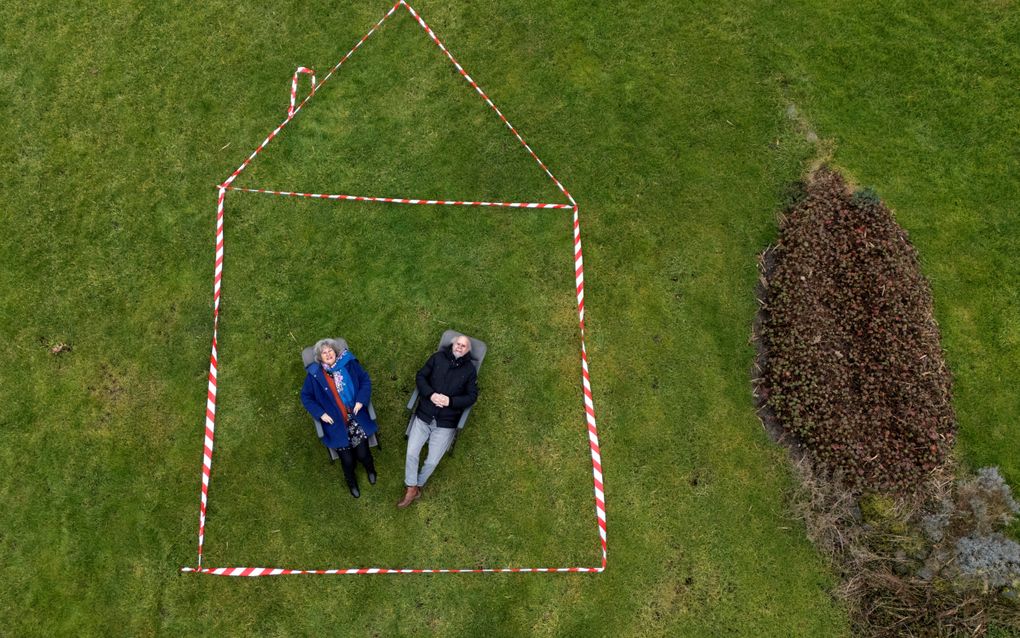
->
[[323, 371, 351, 423]]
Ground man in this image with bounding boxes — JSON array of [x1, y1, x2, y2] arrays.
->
[[398, 334, 479, 508]]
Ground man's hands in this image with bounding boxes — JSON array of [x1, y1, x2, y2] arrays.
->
[[430, 393, 450, 408]]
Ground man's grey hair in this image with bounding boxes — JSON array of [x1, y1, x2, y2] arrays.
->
[[313, 339, 342, 363], [451, 333, 471, 352]]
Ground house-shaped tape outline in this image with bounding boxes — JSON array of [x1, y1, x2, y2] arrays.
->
[[181, 0, 605, 576]]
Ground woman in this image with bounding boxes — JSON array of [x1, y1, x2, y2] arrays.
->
[[300, 339, 378, 498]]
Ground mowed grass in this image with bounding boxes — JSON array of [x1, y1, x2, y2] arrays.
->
[[0, 0, 1015, 636], [209, 194, 591, 568], [755, 1, 1020, 493], [230, 12, 568, 205]]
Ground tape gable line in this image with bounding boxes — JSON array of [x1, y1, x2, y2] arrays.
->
[[398, 0, 575, 209], [185, 1, 604, 575]]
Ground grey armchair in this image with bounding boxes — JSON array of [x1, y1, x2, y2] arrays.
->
[[405, 329, 486, 455], [301, 337, 380, 463]]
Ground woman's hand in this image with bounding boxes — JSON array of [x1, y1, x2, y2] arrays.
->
[[353, 402, 363, 415], [321, 413, 334, 424]]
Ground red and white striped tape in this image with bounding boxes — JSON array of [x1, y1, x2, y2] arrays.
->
[[195, 186, 226, 567], [574, 206, 606, 566], [180, 566, 601, 576], [402, 2, 576, 207], [288, 67, 316, 118], [186, 0, 604, 575], [223, 185, 572, 209], [218, 2, 400, 191]]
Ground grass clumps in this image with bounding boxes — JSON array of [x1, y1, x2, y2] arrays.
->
[[789, 460, 1020, 637], [759, 167, 955, 492]]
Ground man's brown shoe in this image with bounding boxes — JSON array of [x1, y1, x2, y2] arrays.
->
[[396, 486, 421, 508]]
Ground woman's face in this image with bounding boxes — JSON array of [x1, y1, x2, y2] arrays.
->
[[321, 347, 337, 366]]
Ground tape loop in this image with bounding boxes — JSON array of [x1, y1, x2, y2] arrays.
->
[[288, 66, 317, 118]]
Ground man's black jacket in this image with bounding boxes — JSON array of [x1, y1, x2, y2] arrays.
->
[[414, 346, 479, 428]]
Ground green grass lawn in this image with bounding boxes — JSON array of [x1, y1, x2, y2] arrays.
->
[[1, 1, 1016, 636]]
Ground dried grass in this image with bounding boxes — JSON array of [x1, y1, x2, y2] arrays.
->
[[785, 456, 1020, 636]]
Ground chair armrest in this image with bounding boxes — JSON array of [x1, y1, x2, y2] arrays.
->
[[457, 406, 472, 431], [368, 401, 377, 421], [313, 418, 324, 438], [406, 388, 420, 411]]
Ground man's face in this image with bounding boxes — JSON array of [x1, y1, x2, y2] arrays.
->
[[321, 347, 337, 366], [451, 337, 471, 358]]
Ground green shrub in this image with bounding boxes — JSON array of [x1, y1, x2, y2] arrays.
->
[[760, 168, 956, 491]]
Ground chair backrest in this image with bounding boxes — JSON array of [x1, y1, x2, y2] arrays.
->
[[438, 329, 486, 372], [301, 337, 350, 368]]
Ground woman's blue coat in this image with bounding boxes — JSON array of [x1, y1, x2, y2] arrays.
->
[[300, 355, 378, 449]]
